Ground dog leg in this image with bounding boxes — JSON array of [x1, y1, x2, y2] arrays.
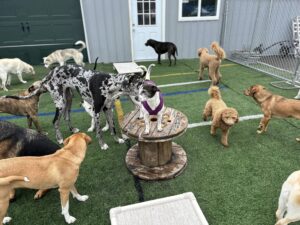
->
[[64, 88, 79, 134], [173, 53, 177, 65], [257, 114, 271, 134], [102, 119, 109, 132], [30, 115, 43, 133], [1, 74, 8, 91], [210, 125, 217, 136], [6, 75, 11, 86], [95, 112, 108, 150], [168, 52, 172, 66], [17, 72, 27, 84], [198, 66, 205, 80], [27, 116, 33, 129], [104, 108, 124, 144], [221, 129, 229, 147], [59, 188, 76, 224], [276, 184, 290, 221], [157, 113, 163, 132], [157, 54, 161, 64], [144, 114, 150, 134], [34, 189, 49, 200], [70, 185, 88, 202], [53, 108, 65, 144], [0, 200, 10, 225]]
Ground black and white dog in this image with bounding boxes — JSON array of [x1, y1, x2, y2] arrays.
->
[[18, 64, 146, 150]]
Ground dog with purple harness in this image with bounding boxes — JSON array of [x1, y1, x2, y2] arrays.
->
[[15, 64, 146, 150]]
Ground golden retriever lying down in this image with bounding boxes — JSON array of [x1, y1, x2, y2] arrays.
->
[[244, 84, 300, 140], [202, 86, 239, 147]]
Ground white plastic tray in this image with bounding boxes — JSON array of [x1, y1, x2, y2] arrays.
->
[[110, 192, 209, 225]]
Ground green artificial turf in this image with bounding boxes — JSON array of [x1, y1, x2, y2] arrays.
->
[[1, 59, 300, 225]]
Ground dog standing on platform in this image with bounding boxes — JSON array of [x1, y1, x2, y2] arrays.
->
[[198, 42, 226, 85], [0, 133, 91, 224], [202, 86, 239, 147]]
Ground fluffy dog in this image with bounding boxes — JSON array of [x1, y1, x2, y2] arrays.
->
[[275, 170, 300, 225], [145, 39, 178, 66], [0, 121, 59, 160], [18, 64, 146, 150], [43, 40, 86, 68], [202, 86, 239, 147], [244, 84, 300, 138], [0, 132, 91, 224], [198, 42, 226, 85], [1, 81, 45, 133], [0, 58, 35, 91]]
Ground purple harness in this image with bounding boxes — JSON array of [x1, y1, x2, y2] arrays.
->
[[141, 80, 164, 115]]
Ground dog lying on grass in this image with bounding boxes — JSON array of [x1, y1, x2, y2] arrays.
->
[[0, 58, 35, 91], [1, 81, 45, 133], [145, 39, 178, 66], [202, 86, 239, 147], [198, 42, 226, 85], [244, 84, 300, 139], [275, 170, 300, 225], [0, 133, 91, 225]]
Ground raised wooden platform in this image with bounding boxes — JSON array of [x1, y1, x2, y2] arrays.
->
[[121, 107, 188, 180], [113, 62, 143, 74]]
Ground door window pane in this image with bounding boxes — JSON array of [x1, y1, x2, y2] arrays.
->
[[138, 15, 143, 25], [137, 2, 143, 13], [144, 14, 150, 25], [150, 14, 156, 24]]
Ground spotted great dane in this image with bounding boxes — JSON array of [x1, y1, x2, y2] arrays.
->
[[17, 64, 146, 150]]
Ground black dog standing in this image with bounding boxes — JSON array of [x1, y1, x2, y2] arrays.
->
[[145, 39, 178, 66]]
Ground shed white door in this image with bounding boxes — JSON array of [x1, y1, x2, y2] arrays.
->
[[131, 0, 162, 61]]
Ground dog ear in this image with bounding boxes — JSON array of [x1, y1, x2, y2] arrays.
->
[[63, 136, 71, 146], [197, 48, 202, 57], [83, 133, 92, 144], [250, 85, 259, 95], [151, 85, 159, 92], [28, 85, 35, 93]]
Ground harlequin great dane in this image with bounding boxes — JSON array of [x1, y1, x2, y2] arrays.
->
[[17, 64, 146, 150]]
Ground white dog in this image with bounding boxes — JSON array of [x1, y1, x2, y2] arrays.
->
[[43, 40, 86, 68], [0, 58, 35, 91], [275, 170, 300, 225]]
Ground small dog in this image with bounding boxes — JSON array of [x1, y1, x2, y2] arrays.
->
[[202, 86, 239, 147], [1, 81, 45, 133], [275, 170, 300, 225], [145, 39, 178, 66], [140, 79, 165, 135], [43, 40, 86, 68], [244, 84, 300, 138], [0, 58, 35, 91], [0, 121, 60, 160], [0, 133, 91, 224], [198, 42, 226, 85]]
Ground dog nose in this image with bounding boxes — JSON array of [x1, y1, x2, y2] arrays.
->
[[135, 96, 139, 101]]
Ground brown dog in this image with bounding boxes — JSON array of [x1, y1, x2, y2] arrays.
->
[[244, 84, 300, 138], [198, 42, 226, 85], [0, 133, 91, 225], [0, 81, 45, 133], [203, 86, 239, 147]]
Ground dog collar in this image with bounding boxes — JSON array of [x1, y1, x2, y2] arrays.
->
[[142, 92, 164, 115]]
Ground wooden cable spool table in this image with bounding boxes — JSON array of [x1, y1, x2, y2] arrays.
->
[[121, 107, 188, 180]]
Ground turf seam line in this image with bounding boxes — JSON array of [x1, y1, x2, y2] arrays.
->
[[188, 114, 263, 128]]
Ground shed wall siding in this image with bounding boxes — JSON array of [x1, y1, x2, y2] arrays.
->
[[81, 0, 132, 63]]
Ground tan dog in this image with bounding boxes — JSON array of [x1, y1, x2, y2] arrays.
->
[[0, 133, 91, 224], [244, 85, 300, 138], [275, 170, 300, 225], [0, 81, 45, 133], [198, 42, 226, 85], [202, 86, 239, 147], [0, 176, 29, 224]]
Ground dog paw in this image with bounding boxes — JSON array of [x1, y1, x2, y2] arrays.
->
[[21, 81, 27, 84], [296, 137, 300, 142], [58, 139, 64, 145], [41, 131, 48, 136], [3, 217, 12, 224], [87, 127, 94, 132], [75, 195, 89, 202], [121, 134, 129, 140], [72, 128, 80, 133], [144, 130, 150, 135], [101, 144, 109, 150], [157, 127, 163, 132], [102, 126, 109, 132], [65, 215, 77, 224], [34, 190, 44, 200], [118, 138, 125, 144], [256, 129, 263, 134], [3, 88, 8, 91]]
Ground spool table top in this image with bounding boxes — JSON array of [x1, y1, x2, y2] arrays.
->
[[121, 107, 188, 141]]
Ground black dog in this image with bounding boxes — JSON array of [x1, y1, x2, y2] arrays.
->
[[0, 120, 60, 159], [145, 39, 178, 66]]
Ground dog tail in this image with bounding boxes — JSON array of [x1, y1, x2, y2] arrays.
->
[[75, 40, 86, 52], [93, 57, 99, 70], [208, 86, 221, 100], [211, 42, 226, 60], [175, 46, 178, 56], [145, 64, 155, 80], [0, 176, 29, 186]]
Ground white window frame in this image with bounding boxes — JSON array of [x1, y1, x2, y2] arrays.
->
[[178, 0, 221, 21]]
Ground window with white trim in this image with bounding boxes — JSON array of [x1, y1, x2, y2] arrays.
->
[[178, 0, 221, 21]]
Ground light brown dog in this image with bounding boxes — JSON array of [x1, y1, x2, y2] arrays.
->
[[275, 170, 300, 225], [0, 133, 91, 225], [202, 86, 239, 147], [198, 41, 226, 85], [244, 84, 300, 138], [0, 81, 45, 133]]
